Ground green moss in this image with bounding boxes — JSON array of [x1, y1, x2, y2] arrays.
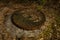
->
[[39, 0, 46, 5], [37, 5, 43, 11], [36, 0, 46, 10], [43, 26, 52, 37], [42, 0, 46, 4]]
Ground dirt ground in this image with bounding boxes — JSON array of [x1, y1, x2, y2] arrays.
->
[[0, 0, 60, 40]]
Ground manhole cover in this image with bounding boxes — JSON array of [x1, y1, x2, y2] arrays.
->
[[11, 9, 46, 30]]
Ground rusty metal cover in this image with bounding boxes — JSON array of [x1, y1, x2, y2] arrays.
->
[[11, 9, 46, 30]]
